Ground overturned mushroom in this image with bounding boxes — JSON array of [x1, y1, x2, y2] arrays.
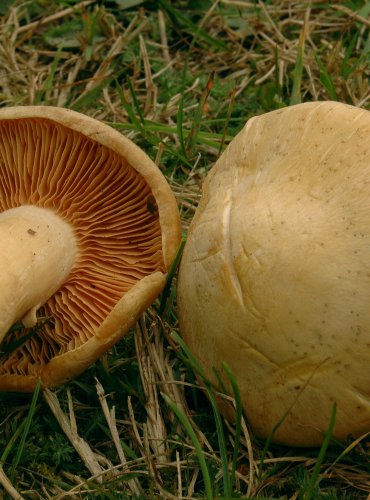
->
[[0, 106, 181, 391], [178, 101, 370, 446]]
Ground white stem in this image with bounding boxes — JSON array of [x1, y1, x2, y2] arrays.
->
[[0, 205, 77, 343]]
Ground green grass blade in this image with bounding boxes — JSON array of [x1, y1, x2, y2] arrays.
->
[[0, 419, 27, 464], [325, 431, 370, 472], [302, 403, 337, 500], [217, 498, 280, 500], [34, 45, 63, 104], [159, 237, 186, 315], [186, 72, 214, 156], [222, 362, 243, 493], [177, 86, 188, 160], [172, 332, 231, 496], [116, 79, 143, 130], [162, 393, 213, 500], [171, 331, 208, 380], [111, 119, 229, 156], [341, 32, 359, 79], [315, 55, 338, 100], [176, 28, 196, 161], [126, 76, 145, 125], [258, 395, 304, 475], [161, 0, 223, 161], [274, 45, 282, 98], [11, 380, 41, 470], [1, 318, 52, 355], [71, 78, 111, 110], [158, 0, 227, 51], [206, 377, 231, 497], [218, 86, 236, 157], [290, 28, 305, 105]]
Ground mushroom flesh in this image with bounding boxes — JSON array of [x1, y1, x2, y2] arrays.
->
[[0, 106, 181, 391], [177, 101, 370, 446]]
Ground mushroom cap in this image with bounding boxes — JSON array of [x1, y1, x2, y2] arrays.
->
[[177, 101, 370, 447], [0, 105, 181, 391]]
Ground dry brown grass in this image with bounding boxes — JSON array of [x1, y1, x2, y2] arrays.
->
[[0, 0, 370, 498]]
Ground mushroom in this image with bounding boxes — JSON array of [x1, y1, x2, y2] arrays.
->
[[0, 106, 181, 392], [177, 101, 370, 446]]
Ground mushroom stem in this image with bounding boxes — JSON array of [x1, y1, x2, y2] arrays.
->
[[0, 205, 77, 343]]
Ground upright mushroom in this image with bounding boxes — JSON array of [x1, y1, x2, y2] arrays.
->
[[178, 101, 370, 446], [0, 106, 181, 392]]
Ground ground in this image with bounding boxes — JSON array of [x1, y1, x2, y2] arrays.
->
[[0, 0, 370, 498]]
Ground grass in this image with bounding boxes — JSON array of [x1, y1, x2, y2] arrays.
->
[[0, 0, 370, 498]]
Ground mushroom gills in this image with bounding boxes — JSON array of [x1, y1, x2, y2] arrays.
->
[[0, 205, 77, 342]]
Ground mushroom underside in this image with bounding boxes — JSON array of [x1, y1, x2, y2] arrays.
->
[[0, 116, 165, 381], [177, 101, 370, 446]]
